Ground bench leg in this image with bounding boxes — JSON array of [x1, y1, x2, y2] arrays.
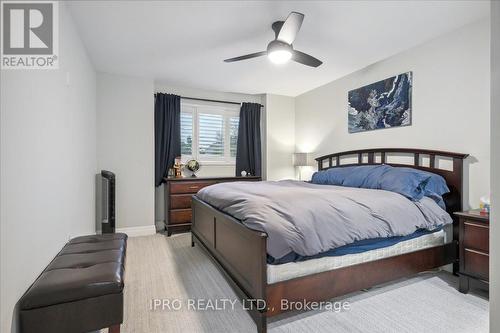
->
[[256, 313, 267, 333], [109, 324, 120, 333]]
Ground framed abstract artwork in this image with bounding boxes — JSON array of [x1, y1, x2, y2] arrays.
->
[[348, 72, 412, 133]]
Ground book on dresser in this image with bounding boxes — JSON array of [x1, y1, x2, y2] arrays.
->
[[163, 176, 261, 236]]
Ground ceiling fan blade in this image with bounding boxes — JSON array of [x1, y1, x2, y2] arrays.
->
[[224, 51, 266, 63], [277, 12, 304, 44], [292, 50, 323, 67]]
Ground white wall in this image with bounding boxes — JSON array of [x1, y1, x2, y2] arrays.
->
[[295, 20, 490, 209], [97, 73, 155, 234], [154, 83, 264, 227], [490, 1, 500, 331], [0, 4, 96, 332], [265, 94, 296, 180]]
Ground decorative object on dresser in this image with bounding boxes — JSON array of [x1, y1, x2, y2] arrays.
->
[[455, 210, 489, 293], [164, 176, 261, 236], [185, 159, 201, 177], [173, 157, 183, 178]]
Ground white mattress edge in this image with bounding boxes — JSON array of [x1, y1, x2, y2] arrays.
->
[[267, 229, 447, 284]]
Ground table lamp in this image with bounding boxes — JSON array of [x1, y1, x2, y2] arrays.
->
[[293, 152, 310, 181]]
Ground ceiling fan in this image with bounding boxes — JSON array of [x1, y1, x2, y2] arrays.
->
[[224, 12, 322, 67]]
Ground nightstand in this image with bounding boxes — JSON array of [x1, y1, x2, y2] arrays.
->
[[454, 210, 489, 293]]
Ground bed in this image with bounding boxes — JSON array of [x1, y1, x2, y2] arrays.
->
[[191, 148, 468, 333]]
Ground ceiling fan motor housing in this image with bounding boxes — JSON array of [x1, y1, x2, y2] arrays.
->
[[267, 40, 293, 54]]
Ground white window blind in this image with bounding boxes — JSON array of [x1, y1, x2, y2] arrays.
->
[[229, 117, 239, 158], [180, 112, 193, 156], [199, 113, 224, 157], [180, 101, 239, 164]]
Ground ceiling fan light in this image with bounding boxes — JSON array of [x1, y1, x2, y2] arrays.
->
[[268, 49, 292, 64]]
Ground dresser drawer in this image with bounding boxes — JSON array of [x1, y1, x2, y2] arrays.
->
[[170, 181, 216, 194], [463, 220, 489, 253], [463, 248, 489, 280], [170, 194, 193, 209], [169, 209, 192, 225]]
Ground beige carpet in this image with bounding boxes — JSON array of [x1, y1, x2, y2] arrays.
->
[[117, 233, 488, 333]]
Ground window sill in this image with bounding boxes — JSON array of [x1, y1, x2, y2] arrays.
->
[[181, 156, 235, 167], [198, 162, 236, 167]]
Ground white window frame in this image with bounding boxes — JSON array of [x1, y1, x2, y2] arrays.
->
[[180, 101, 240, 165]]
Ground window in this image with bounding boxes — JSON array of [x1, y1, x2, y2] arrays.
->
[[180, 112, 193, 156], [229, 116, 239, 157], [180, 102, 239, 164], [199, 113, 224, 157]]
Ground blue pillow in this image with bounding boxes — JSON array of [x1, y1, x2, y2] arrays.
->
[[342, 165, 392, 188], [311, 165, 390, 186], [421, 172, 449, 209], [311, 166, 358, 185], [378, 167, 431, 200], [311, 165, 448, 204], [424, 173, 449, 196]]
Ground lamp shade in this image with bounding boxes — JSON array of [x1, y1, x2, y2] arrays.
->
[[293, 152, 309, 167]]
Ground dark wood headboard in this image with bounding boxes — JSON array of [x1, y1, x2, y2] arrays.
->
[[315, 148, 468, 215]]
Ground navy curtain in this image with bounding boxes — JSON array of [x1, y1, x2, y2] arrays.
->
[[236, 103, 262, 177], [155, 93, 181, 186]]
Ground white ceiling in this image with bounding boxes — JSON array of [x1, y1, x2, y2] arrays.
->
[[68, 1, 489, 97]]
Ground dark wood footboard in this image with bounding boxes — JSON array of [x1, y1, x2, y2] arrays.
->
[[192, 197, 267, 301], [192, 197, 269, 332]]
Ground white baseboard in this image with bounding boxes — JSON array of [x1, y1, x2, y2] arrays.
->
[[116, 225, 156, 237]]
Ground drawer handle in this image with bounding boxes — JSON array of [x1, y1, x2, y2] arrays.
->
[[189, 186, 200, 189], [464, 222, 489, 229], [465, 248, 489, 256]]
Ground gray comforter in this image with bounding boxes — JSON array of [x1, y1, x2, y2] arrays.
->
[[196, 180, 452, 260]]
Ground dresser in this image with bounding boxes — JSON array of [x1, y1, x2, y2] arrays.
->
[[455, 210, 489, 293], [163, 176, 261, 236]]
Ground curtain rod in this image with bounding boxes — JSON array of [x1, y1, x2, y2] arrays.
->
[[182, 96, 264, 108], [155, 94, 263, 108]]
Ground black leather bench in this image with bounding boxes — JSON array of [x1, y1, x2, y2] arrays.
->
[[18, 233, 127, 333]]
